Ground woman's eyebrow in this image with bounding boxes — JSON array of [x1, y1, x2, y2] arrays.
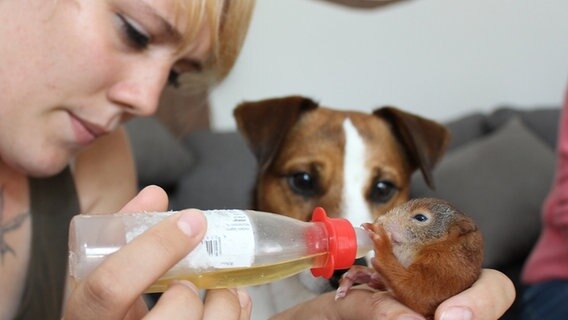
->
[[137, 1, 181, 41]]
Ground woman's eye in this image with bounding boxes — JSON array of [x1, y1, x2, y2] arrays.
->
[[167, 62, 204, 88], [117, 14, 149, 49], [168, 70, 180, 87]]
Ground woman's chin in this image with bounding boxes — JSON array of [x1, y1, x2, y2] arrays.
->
[[10, 154, 71, 178]]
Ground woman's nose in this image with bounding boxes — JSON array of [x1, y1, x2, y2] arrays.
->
[[107, 61, 171, 117]]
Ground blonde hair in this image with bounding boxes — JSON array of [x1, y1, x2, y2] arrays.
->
[[172, 0, 255, 92]]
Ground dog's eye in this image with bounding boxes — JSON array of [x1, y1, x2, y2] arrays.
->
[[369, 180, 397, 203], [288, 172, 318, 197]]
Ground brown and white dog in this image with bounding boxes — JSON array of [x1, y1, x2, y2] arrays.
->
[[233, 96, 450, 317]]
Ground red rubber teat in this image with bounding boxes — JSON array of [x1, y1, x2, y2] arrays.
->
[[310, 207, 357, 279]]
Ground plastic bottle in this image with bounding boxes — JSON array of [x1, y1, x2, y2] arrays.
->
[[68, 207, 374, 292]]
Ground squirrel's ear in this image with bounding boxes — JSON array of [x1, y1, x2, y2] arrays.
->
[[450, 217, 483, 255], [452, 217, 478, 237], [452, 216, 484, 268]]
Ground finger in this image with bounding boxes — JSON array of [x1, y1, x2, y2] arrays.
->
[[238, 289, 253, 320], [144, 281, 204, 320], [123, 297, 150, 320], [270, 286, 423, 320], [435, 269, 516, 320], [65, 209, 206, 319], [119, 185, 169, 213], [334, 286, 425, 320], [318, 285, 424, 320], [203, 288, 251, 320]]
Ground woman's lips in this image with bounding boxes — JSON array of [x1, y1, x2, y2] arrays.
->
[[69, 113, 108, 145]]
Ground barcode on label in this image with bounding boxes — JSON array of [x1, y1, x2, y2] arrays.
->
[[204, 236, 222, 256]]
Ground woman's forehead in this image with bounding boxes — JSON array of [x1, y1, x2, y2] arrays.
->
[[138, 0, 194, 35], [139, 0, 212, 33], [176, 1, 219, 57], [142, 0, 215, 56]]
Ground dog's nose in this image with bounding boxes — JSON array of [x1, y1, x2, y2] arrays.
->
[[328, 257, 368, 289]]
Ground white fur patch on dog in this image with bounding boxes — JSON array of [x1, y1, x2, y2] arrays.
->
[[341, 118, 373, 228], [248, 119, 378, 319]]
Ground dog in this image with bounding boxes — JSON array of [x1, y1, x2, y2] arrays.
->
[[233, 96, 450, 317]]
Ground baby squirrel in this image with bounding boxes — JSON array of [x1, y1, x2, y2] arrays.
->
[[336, 198, 483, 319]]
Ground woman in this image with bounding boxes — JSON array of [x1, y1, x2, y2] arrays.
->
[[521, 85, 568, 319], [1, 0, 254, 319], [0, 0, 514, 319]]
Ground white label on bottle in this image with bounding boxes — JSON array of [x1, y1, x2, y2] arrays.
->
[[189, 210, 255, 269], [124, 210, 255, 271]]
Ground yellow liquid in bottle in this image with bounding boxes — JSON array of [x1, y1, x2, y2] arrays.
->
[[145, 253, 328, 293]]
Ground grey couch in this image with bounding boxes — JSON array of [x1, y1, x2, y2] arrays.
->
[[126, 105, 561, 319]]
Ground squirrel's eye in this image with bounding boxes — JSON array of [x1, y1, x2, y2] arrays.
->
[[413, 213, 428, 222]]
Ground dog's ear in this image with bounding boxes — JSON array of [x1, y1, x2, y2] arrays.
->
[[234, 96, 318, 172], [373, 107, 450, 189]]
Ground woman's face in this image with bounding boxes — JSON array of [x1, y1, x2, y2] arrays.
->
[[0, 0, 211, 176]]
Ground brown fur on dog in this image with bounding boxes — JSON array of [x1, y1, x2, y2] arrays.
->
[[234, 96, 450, 222]]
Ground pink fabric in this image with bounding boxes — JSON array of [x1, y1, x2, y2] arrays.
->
[[522, 86, 568, 284]]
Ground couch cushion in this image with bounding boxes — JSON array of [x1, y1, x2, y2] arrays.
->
[[125, 117, 194, 187], [410, 116, 556, 268], [172, 131, 257, 210], [485, 107, 560, 149], [444, 112, 488, 151]]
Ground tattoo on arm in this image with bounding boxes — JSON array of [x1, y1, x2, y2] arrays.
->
[[0, 187, 30, 264]]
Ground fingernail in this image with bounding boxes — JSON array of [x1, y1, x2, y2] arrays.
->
[[441, 306, 473, 320], [172, 280, 199, 295], [237, 288, 251, 308], [397, 315, 424, 320], [177, 211, 203, 237]]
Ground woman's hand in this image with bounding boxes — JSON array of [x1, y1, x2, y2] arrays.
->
[[434, 269, 515, 320], [64, 185, 251, 320], [271, 269, 515, 320]]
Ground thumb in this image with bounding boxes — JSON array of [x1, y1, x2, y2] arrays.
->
[[119, 185, 169, 213]]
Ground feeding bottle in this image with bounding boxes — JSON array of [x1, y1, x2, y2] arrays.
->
[[68, 207, 374, 293]]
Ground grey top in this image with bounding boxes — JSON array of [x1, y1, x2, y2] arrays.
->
[[16, 167, 79, 320]]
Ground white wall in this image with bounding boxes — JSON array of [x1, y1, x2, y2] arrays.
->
[[210, 0, 568, 131]]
